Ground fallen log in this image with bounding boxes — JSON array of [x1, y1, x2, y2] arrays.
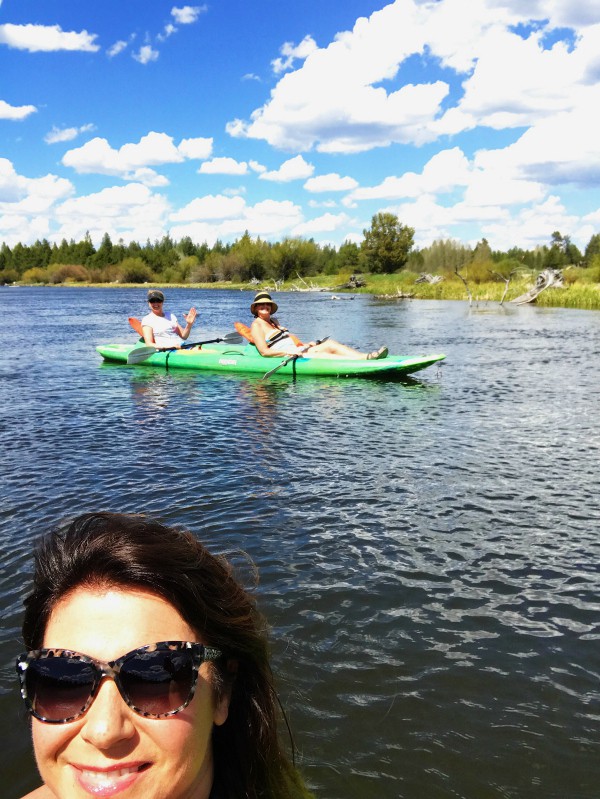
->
[[511, 268, 564, 305], [338, 273, 366, 289]]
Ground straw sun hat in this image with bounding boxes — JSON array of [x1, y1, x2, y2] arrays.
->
[[250, 291, 278, 315]]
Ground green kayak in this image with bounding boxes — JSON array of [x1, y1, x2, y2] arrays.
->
[[96, 342, 445, 378]]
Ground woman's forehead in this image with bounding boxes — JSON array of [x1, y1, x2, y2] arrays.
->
[[43, 586, 198, 658]]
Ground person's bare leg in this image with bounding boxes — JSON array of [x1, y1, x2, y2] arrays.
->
[[305, 340, 387, 360]]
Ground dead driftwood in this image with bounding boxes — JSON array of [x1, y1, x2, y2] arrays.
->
[[511, 269, 564, 305], [261, 279, 283, 292], [415, 273, 444, 284], [489, 269, 519, 306], [339, 273, 366, 289], [291, 273, 331, 292], [453, 267, 473, 306]]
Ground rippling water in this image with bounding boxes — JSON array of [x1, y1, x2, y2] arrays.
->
[[1, 287, 599, 798]]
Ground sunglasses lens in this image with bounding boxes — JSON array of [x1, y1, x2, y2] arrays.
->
[[26, 657, 96, 722], [119, 649, 195, 716]]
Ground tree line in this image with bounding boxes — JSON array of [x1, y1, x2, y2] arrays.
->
[[1, 214, 599, 286]]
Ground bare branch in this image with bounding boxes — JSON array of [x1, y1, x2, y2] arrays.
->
[[454, 267, 473, 306]]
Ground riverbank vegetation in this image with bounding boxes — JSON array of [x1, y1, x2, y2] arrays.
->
[[2, 214, 599, 309]]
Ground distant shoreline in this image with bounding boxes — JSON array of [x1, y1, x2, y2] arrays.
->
[[3, 276, 600, 311]]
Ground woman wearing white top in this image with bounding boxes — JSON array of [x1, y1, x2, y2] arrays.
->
[[141, 290, 197, 348]]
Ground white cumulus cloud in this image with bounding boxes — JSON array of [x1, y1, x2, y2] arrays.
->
[[171, 5, 206, 25], [198, 157, 248, 175], [62, 133, 211, 180], [133, 45, 159, 64], [0, 99, 37, 120], [53, 183, 170, 244], [227, 0, 600, 157], [107, 40, 128, 58], [169, 197, 304, 244], [349, 148, 472, 202], [45, 123, 95, 145], [178, 137, 213, 159], [292, 212, 351, 236], [272, 35, 318, 74], [0, 23, 99, 52], [0, 159, 74, 227], [304, 173, 358, 192], [157, 24, 177, 42], [260, 155, 314, 182], [171, 195, 246, 222]]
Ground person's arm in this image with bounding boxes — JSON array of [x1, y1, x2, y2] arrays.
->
[[142, 325, 156, 347], [176, 308, 197, 341]]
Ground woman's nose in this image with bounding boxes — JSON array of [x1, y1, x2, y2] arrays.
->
[[80, 678, 136, 749]]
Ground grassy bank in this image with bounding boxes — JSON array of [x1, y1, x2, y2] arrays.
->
[[346, 272, 600, 309]]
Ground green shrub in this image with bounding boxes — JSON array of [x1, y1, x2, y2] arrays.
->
[[48, 264, 90, 283], [459, 260, 494, 284], [21, 267, 48, 284], [189, 263, 215, 283], [118, 258, 156, 283], [490, 258, 524, 279], [563, 266, 583, 285], [0, 268, 18, 285], [578, 257, 600, 283]]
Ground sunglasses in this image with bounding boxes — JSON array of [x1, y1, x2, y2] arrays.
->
[[16, 640, 222, 724], [149, 299, 163, 304]]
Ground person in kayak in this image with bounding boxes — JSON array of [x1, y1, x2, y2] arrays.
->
[[141, 289, 197, 348], [249, 291, 388, 359], [15, 512, 314, 799]]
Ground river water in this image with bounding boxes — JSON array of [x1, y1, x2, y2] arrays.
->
[[1, 286, 599, 799]]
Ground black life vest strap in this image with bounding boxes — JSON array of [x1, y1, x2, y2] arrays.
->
[[266, 328, 290, 348]]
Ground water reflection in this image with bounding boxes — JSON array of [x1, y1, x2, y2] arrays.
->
[[2, 288, 599, 799], [129, 371, 202, 422]]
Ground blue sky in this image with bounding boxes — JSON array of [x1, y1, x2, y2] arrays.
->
[[1, 0, 599, 252]]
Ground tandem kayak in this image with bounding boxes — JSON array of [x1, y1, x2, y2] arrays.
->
[[96, 342, 445, 378]]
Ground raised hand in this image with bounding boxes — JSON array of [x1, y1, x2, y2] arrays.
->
[[184, 307, 197, 326]]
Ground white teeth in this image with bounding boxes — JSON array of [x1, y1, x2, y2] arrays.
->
[[80, 767, 139, 788]]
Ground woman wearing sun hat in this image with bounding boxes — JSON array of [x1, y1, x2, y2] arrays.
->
[[141, 289, 198, 348], [249, 291, 387, 360]]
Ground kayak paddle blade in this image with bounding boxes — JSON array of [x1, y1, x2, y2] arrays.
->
[[127, 346, 158, 364], [127, 331, 244, 364]]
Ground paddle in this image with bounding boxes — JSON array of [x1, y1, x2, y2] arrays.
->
[[127, 332, 243, 364], [262, 337, 329, 380]]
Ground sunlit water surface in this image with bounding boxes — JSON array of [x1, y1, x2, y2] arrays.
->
[[1, 287, 599, 799]]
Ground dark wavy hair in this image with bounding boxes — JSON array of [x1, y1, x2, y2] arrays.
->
[[21, 512, 312, 799]]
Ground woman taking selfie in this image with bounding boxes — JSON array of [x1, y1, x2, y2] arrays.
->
[[15, 512, 313, 799]]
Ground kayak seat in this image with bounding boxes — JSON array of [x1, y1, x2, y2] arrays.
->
[[129, 316, 154, 343], [234, 322, 255, 344], [234, 321, 303, 347]]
